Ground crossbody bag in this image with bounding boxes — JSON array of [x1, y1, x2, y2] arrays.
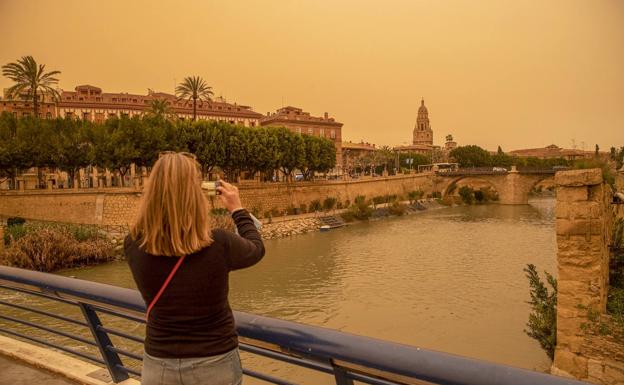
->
[[145, 255, 186, 321]]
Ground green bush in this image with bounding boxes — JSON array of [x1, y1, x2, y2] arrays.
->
[[286, 206, 298, 215], [340, 211, 356, 222], [407, 190, 424, 204], [309, 199, 322, 212], [3, 224, 28, 245], [524, 264, 557, 360], [474, 189, 485, 202], [7, 217, 25, 227], [299, 203, 308, 214], [372, 195, 386, 208], [388, 201, 407, 216], [322, 197, 337, 211], [336, 201, 343, 210], [458, 186, 475, 204], [211, 208, 229, 216], [270, 207, 282, 217], [343, 199, 350, 207], [348, 196, 373, 220]]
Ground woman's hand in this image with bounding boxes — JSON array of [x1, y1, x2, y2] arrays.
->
[[217, 180, 244, 213]]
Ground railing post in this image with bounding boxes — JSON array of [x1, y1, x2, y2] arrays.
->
[[79, 303, 129, 383], [333, 365, 354, 385]]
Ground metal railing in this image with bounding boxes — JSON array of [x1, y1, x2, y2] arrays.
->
[[0, 266, 589, 385]]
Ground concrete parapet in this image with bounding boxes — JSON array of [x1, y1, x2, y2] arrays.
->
[[552, 169, 623, 384]]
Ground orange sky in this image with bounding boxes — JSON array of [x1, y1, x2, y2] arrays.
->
[[0, 0, 622, 151]]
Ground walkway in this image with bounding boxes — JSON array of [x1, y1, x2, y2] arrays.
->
[[0, 354, 75, 385]]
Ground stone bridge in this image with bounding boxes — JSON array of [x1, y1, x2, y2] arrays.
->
[[433, 168, 556, 205]]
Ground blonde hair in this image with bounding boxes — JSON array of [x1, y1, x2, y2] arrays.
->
[[131, 152, 213, 256]]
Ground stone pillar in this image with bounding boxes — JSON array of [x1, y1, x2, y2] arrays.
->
[[552, 169, 612, 381], [105, 169, 112, 187], [92, 168, 98, 188]]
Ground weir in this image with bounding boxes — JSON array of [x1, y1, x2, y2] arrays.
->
[[0, 265, 589, 385]]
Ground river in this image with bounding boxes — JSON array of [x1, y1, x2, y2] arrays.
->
[[0, 197, 558, 381]]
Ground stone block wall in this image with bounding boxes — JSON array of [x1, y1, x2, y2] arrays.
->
[[552, 169, 624, 384], [0, 174, 434, 227]]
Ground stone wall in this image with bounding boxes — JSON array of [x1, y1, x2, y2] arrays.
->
[[0, 174, 434, 226], [551, 169, 624, 384]]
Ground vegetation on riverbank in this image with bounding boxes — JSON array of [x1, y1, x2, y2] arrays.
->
[[1, 221, 117, 271], [524, 264, 557, 360]]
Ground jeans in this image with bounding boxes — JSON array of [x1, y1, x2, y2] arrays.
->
[[142, 348, 243, 385]]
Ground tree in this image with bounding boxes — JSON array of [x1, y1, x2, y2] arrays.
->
[[145, 98, 175, 121], [449, 145, 492, 168], [497, 146, 504, 155], [175, 76, 213, 121], [595, 144, 600, 157], [524, 264, 557, 360], [2, 56, 61, 116], [51, 118, 92, 188], [610, 147, 617, 161], [271, 127, 304, 180]]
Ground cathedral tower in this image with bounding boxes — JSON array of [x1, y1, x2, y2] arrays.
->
[[412, 98, 433, 146]]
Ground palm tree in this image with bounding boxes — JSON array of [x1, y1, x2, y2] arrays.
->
[[175, 76, 213, 121], [146, 98, 175, 120], [2, 56, 61, 117]]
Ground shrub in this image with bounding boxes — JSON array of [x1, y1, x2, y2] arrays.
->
[[340, 211, 356, 222], [211, 208, 229, 216], [322, 197, 337, 211], [350, 197, 373, 220], [388, 201, 407, 216], [286, 206, 298, 215], [7, 217, 25, 227], [458, 186, 475, 204], [299, 203, 308, 214], [309, 199, 322, 212], [336, 201, 343, 210], [524, 264, 557, 360], [270, 207, 282, 217], [0, 227, 115, 272], [3, 224, 28, 245], [407, 190, 424, 204], [343, 199, 351, 208], [372, 195, 386, 208]]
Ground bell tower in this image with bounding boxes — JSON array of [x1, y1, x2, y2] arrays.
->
[[412, 98, 433, 146]]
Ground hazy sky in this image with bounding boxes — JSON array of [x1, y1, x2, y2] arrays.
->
[[1, 0, 622, 151]]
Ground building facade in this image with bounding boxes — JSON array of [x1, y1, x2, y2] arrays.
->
[[260, 106, 343, 172], [57, 85, 264, 125], [1, 85, 264, 126], [341, 141, 376, 176], [509, 144, 605, 160]]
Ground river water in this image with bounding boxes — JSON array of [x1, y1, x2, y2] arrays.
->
[[0, 197, 557, 381]]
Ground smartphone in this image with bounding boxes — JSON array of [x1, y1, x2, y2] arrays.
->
[[201, 181, 221, 196]]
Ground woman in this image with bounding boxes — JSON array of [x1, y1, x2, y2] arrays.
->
[[125, 152, 265, 385]]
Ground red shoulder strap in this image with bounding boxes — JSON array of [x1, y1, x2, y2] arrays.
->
[[146, 255, 186, 321]]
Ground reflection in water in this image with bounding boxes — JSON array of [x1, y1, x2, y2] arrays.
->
[[0, 197, 557, 380]]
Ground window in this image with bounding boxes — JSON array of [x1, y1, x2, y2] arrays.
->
[[96, 97, 101, 101], [112, 98, 117, 102], [66, 97, 71, 100], [46, 112, 52, 119], [65, 112, 74, 118], [22, 112, 30, 117], [12, 112, 17, 118], [250, 121, 256, 127], [108, 113, 116, 119], [83, 112, 90, 120], [297, 127, 302, 134], [330, 130, 336, 139], [308, 128, 313, 134], [133, 99, 137, 103], [319, 129, 324, 137], [79, 97, 84, 101], [229, 120, 235, 124]]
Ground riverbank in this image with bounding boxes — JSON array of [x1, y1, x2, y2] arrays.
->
[[258, 199, 444, 240]]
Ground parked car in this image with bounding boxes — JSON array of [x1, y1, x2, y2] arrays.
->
[[492, 167, 507, 172], [294, 173, 304, 181]]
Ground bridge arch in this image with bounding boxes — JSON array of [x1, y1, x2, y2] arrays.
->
[[441, 176, 504, 202], [434, 171, 556, 204]]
